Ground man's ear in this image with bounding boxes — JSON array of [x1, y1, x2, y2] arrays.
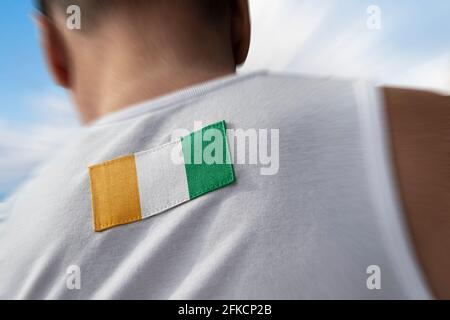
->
[[231, 0, 251, 66], [35, 14, 71, 88]]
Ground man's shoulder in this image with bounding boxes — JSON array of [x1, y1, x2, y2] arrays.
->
[[232, 72, 361, 99], [199, 72, 364, 127], [382, 86, 450, 298]]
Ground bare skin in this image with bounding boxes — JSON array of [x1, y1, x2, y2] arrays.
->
[[37, 0, 450, 299], [383, 87, 450, 299], [38, 0, 250, 123]]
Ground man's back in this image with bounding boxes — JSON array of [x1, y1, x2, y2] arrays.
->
[[0, 72, 431, 299]]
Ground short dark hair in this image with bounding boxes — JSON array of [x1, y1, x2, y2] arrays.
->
[[36, 0, 115, 18], [35, 0, 47, 15], [35, 0, 230, 23]]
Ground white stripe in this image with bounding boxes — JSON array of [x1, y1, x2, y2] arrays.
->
[[135, 141, 190, 219]]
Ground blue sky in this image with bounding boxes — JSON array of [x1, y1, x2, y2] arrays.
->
[[0, 0, 449, 200], [0, 0, 78, 200], [0, 1, 60, 123]]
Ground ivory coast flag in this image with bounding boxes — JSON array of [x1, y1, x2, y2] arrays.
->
[[89, 121, 235, 232]]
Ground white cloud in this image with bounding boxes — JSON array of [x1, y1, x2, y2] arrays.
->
[[243, 0, 449, 93], [0, 92, 79, 199], [384, 54, 450, 94], [24, 91, 78, 124], [243, 0, 332, 72]]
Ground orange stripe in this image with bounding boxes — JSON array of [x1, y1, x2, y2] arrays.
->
[[89, 155, 142, 232]]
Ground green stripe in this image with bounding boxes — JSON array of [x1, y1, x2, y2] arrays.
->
[[181, 120, 235, 200]]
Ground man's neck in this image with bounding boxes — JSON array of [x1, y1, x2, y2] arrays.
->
[[65, 11, 236, 124], [74, 63, 235, 124], [91, 67, 234, 123]]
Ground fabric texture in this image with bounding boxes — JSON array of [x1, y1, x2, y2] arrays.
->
[[89, 155, 142, 231], [0, 72, 431, 299], [181, 120, 235, 200], [135, 141, 190, 221]]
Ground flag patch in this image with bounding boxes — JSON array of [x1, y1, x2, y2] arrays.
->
[[89, 120, 235, 232]]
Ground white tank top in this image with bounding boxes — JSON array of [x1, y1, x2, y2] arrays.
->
[[0, 72, 431, 299]]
